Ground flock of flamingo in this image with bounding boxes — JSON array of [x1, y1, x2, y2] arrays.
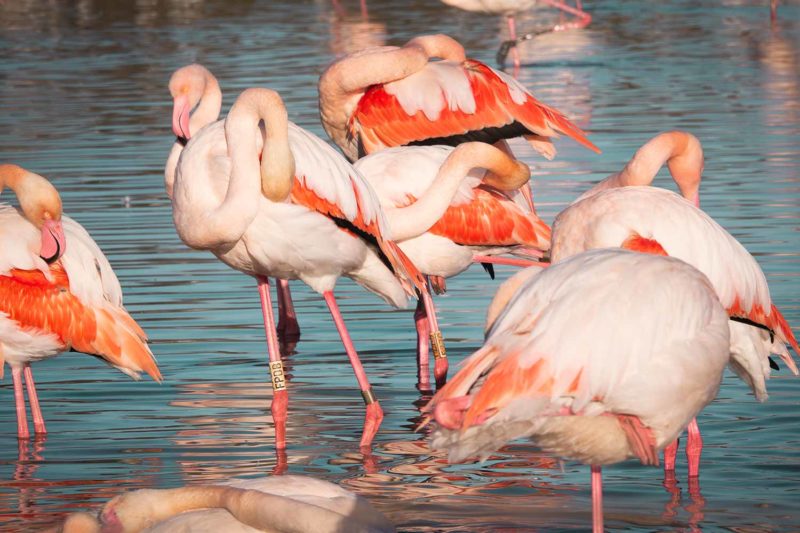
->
[[2, 3, 797, 532]]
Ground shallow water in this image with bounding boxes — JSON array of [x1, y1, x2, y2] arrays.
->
[[1, 0, 799, 530]]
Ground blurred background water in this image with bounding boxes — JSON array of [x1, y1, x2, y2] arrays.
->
[[1, 0, 799, 530]]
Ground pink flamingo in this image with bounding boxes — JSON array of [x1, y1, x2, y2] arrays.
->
[[550, 131, 800, 477], [318, 33, 599, 165], [426, 248, 731, 533], [355, 144, 549, 388], [167, 64, 300, 339], [170, 87, 481, 450], [439, 1, 592, 70], [0, 164, 162, 439]]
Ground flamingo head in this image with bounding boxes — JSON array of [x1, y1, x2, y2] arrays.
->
[[99, 489, 162, 533], [168, 64, 211, 142], [666, 131, 704, 207], [0, 164, 66, 263]]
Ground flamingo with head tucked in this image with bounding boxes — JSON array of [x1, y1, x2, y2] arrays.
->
[[171, 87, 494, 450], [550, 131, 800, 478], [167, 64, 301, 339], [0, 164, 162, 439], [426, 248, 731, 533], [355, 143, 549, 388]]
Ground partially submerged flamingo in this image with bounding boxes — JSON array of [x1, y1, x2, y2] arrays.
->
[[0, 164, 162, 439], [167, 64, 301, 340], [355, 143, 549, 387], [550, 131, 800, 476], [171, 87, 479, 450], [427, 249, 731, 533]]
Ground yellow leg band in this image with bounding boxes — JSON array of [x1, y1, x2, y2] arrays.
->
[[269, 361, 287, 391], [361, 387, 377, 405], [430, 331, 447, 360]]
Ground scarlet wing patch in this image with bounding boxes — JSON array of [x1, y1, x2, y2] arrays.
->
[[620, 234, 668, 256], [351, 59, 600, 156], [0, 264, 161, 381]]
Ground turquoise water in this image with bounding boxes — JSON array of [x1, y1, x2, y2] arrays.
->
[[1, 0, 799, 530]]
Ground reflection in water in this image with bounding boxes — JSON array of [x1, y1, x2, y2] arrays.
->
[[1, 0, 800, 531]]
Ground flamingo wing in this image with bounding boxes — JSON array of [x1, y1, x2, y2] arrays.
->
[[287, 124, 425, 293], [350, 59, 600, 157]]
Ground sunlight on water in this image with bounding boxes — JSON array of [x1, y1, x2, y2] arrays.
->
[[1, 0, 799, 530]]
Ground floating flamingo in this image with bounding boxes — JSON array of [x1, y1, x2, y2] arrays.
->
[[55, 475, 393, 532], [355, 143, 549, 387], [427, 249, 731, 533], [167, 64, 301, 339], [171, 87, 473, 450], [439, 1, 592, 70], [318, 33, 600, 165], [550, 131, 800, 477], [0, 164, 162, 439]]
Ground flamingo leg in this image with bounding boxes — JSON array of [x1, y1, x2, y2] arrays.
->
[[591, 465, 603, 533], [360, 0, 368, 18], [663, 436, 679, 472], [507, 15, 521, 73], [323, 291, 384, 449], [257, 276, 288, 451], [414, 298, 432, 392], [421, 280, 448, 388], [472, 255, 548, 268], [540, 0, 592, 31], [686, 418, 703, 478], [11, 366, 29, 439], [276, 278, 301, 340], [22, 365, 46, 435], [771, 0, 778, 24]]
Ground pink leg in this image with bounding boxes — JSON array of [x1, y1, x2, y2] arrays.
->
[[771, 0, 778, 24], [276, 278, 301, 339], [473, 255, 548, 268], [12, 367, 29, 439], [686, 418, 703, 478], [663, 437, 679, 472], [360, 0, 368, 18], [257, 277, 289, 451], [23, 365, 46, 435], [414, 298, 432, 391], [421, 281, 448, 388], [591, 465, 603, 533], [323, 291, 384, 449], [507, 16, 521, 73], [541, 0, 592, 31]]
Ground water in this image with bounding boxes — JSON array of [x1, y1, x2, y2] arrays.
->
[[1, 0, 799, 530]]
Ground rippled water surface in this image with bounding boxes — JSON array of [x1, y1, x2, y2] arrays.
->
[[1, 0, 799, 530]]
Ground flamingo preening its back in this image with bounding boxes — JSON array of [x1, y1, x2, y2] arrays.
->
[[0, 164, 162, 439], [550, 131, 800, 477], [427, 249, 731, 533], [170, 87, 483, 450]]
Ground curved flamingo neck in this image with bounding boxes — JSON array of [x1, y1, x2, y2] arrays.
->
[[384, 142, 530, 241], [190, 74, 222, 137]]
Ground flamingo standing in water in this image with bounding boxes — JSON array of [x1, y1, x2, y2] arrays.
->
[[355, 144, 549, 388], [55, 475, 394, 532], [427, 249, 731, 533], [171, 87, 497, 450], [167, 64, 300, 340], [438, 1, 592, 70], [550, 131, 800, 477], [318, 34, 600, 168], [0, 164, 162, 439]]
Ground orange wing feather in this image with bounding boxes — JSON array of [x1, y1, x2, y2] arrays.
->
[[351, 59, 600, 156], [0, 264, 161, 382]]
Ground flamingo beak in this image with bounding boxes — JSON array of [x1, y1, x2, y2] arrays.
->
[[40, 219, 66, 263], [172, 94, 191, 141]]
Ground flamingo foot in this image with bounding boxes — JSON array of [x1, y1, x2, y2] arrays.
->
[[434, 354, 449, 389], [686, 418, 703, 478], [271, 388, 289, 451], [429, 275, 447, 295], [663, 437, 679, 472], [359, 400, 384, 449], [12, 367, 29, 440]]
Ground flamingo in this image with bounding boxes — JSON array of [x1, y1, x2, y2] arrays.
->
[[438, 1, 592, 70], [426, 248, 731, 533], [171, 87, 490, 450], [0, 164, 162, 439], [354, 143, 549, 388], [550, 131, 800, 477], [167, 64, 300, 340], [54, 475, 394, 532], [318, 33, 600, 166]]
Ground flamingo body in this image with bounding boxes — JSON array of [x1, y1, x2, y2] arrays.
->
[[552, 186, 799, 400], [440, 0, 537, 14]]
